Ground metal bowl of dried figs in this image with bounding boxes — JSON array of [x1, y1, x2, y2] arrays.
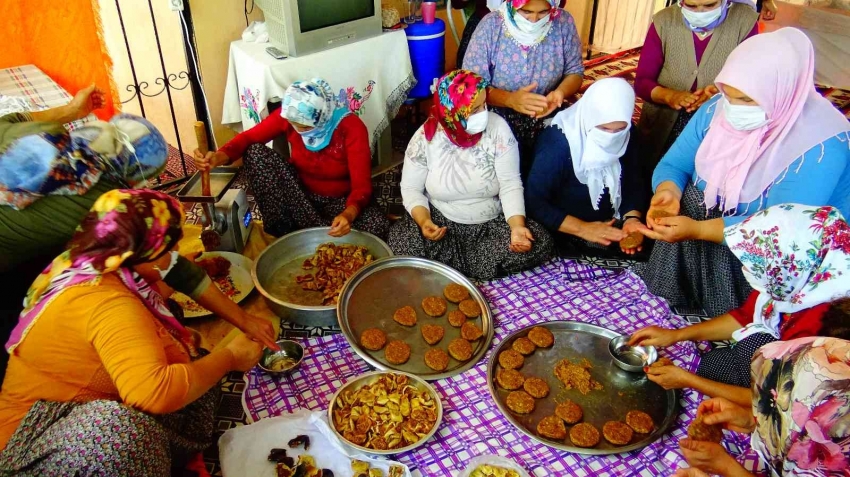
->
[[328, 371, 443, 455]]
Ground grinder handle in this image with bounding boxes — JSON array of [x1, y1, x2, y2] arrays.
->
[[194, 121, 211, 196]]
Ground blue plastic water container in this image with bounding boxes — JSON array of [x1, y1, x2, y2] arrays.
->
[[405, 19, 446, 99]]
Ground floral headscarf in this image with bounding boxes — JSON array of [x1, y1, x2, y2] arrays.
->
[[423, 70, 489, 148], [750, 337, 850, 476], [280, 78, 349, 152], [5, 189, 196, 356], [724, 204, 850, 341]]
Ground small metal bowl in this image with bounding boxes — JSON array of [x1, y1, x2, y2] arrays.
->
[[258, 339, 305, 375], [608, 335, 657, 373]]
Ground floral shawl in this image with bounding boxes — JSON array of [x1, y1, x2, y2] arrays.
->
[[750, 337, 850, 476], [5, 189, 196, 357], [724, 204, 850, 341], [424, 70, 489, 148]]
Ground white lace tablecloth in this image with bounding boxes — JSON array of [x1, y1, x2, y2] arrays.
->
[[222, 32, 415, 154]]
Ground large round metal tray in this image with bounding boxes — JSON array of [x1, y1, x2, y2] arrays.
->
[[337, 257, 494, 380], [327, 370, 443, 455], [487, 321, 677, 455]]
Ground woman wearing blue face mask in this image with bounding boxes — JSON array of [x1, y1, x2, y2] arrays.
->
[[525, 78, 649, 258], [389, 70, 553, 280], [193, 78, 389, 240], [635, 0, 759, 174], [463, 0, 584, 179], [635, 28, 850, 317]]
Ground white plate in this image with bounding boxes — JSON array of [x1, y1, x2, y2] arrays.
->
[[172, 251, 255, 318]]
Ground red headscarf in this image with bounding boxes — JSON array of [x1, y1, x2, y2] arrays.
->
[[423, 70, 490, 148]]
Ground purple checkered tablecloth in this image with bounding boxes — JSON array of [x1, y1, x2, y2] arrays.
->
[[243, 259, 764, 476], [0, 65, 93, 131]]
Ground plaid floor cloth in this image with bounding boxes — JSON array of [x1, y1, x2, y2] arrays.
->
[[242, 259, 763, 477], [0, 65, 94, 131]]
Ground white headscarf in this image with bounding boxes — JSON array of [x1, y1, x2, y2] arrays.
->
[[725, 204, 850, 341], [550, 78, 635, 216], [498, 0, 557, 48]]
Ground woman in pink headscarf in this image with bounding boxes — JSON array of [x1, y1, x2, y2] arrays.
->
[[635, 27, 850, 317]]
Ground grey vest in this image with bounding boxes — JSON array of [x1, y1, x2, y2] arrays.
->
[[638, 3, 758, 169]]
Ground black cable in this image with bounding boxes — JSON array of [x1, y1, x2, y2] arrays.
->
[[245, 0, 255, 26]]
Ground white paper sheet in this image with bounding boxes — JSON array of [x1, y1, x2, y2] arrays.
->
[[219, 410, 411, 477]]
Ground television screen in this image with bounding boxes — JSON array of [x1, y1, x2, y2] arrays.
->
[[297, 0, 375, 33]]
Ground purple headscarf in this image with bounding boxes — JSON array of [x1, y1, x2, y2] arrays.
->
[[678, 0, 756, 33]]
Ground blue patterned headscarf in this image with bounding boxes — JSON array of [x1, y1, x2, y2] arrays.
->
[[280, 78, 349, 152]]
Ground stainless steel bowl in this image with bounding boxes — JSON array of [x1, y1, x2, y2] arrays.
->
[[327, 370, 443, 455], [258, 339, 305, 375], [608, 335, 658, 373], [252, 227, 393, 326]]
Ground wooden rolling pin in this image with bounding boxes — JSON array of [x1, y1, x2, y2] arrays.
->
[[194, 121, 211, 196]]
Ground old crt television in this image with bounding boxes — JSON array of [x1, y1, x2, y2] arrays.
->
[[255, 0, 383, 57]]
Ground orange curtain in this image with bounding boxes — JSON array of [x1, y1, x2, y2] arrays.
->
[[0, 0, 118, 119]]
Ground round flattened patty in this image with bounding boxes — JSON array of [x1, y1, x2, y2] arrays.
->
[[569, 423, 600, 448], [523, 377, 550, 398], [603, 421, 634, 445], [649, 209, 674, 220], [424, 348, 450, 371], [460, 322, 483, 341], [384, 340, 411, 365], [458, 299, 481, 318], [447, 338, 473, 361], [527, 327, 554, 348], [393, 306, 418, 326], [511, 337, 536, 356], [688, 416, 723, 443], [359, 328, 387, 351], [422, 296, 448, 317], [505, 390, 535, 414], [555, 400, 583, 424], [625, 410, 655, 434], [619, 232, 642, 249], [443, 283, 470, 303], [498, 349, 525, 370], [496, 368, 525, 390], [536, 415, 567, 440], [447, 310, 467, 328], [421, 324, 445, 345]]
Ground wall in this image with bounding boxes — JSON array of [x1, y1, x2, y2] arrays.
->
[[189, 0, 264, 148]]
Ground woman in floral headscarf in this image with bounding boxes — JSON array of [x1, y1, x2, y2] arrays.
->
[[673, 337, 850, 477], [194, 77, 389, 239], [389, 70, 553, 279], [631, 203, 850, 407], [463, 0, 584, 177], [0, 189, 263, 476]]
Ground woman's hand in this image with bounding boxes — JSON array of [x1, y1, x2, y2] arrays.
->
[[224, 333, 264, 372], [510, 226, 534, 253], [420, 219, 447, 241], [238, 314, 280, 351], [628, 325, 680, 348], [68, 84, 106, 120], [762, 0, 777, 20], [329, 214, 351, 237], [577, 219, 627, 246], [666, 90, 700, 111], [673, 468, 710, 477], [687, 85, 719, 113], [193, 150, 229, 172], [508, 82, 549, 117], [646, 189, 682, 229], [679, 438, 738, 476], [698, 398, 756, 434], [640, 215, 703, 243], [620, 219, 645, 255], [646, 363, 693, 390], [543, 88, 566, 117]]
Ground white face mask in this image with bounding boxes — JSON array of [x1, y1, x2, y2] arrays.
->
[[681, 5, 722, 29], [722, 97, 770, 131], [154, 250, 181, 280], [588, 127, 629, 154], [514, 11, 551, 35], [464, 110, 489, 134]]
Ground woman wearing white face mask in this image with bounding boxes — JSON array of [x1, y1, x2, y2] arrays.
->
[[463, 0, 583, 179], [635, 28, 850, 317], [193, 78, 389, 240], [525, 78, 649, 257], [389, 70, 553, 280], [635, 0, 759, 173]]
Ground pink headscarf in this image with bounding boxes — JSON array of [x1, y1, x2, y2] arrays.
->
[[694, 28, 850, 214]]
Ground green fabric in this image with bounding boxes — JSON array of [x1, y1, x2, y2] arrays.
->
[[0, 113, 64, 154]]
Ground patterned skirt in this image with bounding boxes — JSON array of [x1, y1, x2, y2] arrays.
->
[[388, 207, 554, 280], [0, 388, 218, 477], [697, 333, 778, 388], [242, 144, 390, 240], [634, 183, 752, 316]]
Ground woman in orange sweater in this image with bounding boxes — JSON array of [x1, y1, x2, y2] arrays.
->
[[0, 189, 263, 476]]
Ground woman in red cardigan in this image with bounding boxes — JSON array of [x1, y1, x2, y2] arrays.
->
[[194, 78, 389, 239]]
